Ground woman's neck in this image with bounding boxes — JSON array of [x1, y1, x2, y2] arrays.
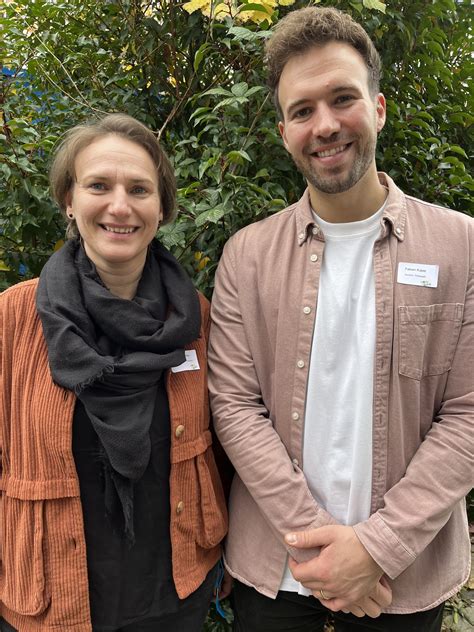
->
[[95, 262, 145, 300]]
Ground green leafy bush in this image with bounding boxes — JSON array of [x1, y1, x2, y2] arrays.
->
[[1, 0, 472, 295]]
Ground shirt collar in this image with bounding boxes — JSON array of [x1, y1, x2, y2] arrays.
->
[[294, 172, 407, 246]]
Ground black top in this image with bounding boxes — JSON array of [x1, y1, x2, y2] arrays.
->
[[72, 379, 180, 631]]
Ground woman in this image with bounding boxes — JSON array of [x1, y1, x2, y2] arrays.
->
[[0, 114, 228, 632]]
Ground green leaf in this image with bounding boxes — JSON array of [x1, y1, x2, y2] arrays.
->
[[245, 86, 265, 97], [444, 146, 468, 159], [0, 164, 12, 180], [194, 43, 211, 72], [238, 3, 273, 14], [363, 0, 386, 12], [213, 96, 249, 111], [195, 205, 225, 228], [227, 150, 251, 165], [202, 87, 233, 98], [227, 26, 260, 42], [231, 82, 248, 97]]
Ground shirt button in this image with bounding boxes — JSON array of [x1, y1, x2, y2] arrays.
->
[[176, 501, 184, 514], [175, 424, 185, 438], [297, 360, 305, 368], [312, 227, 319, 235], [395, 227, 402, 235], [310, 254, 318, 262], [292, 412, 300, 421], [298, 232, 305, 240], [292, 458, 299, 467], [303, 306, 311, 314]]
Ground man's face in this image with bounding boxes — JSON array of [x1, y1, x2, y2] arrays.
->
[[278, 42, 386, 196]]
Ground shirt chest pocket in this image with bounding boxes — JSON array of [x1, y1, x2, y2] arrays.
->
[[398, 303, 464, 380]]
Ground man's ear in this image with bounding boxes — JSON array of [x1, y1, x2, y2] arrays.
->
[[376, 93, 386, 134], [278, 120, 290, 152]]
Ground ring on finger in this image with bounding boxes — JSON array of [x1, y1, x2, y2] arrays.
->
[[319, 588, 330, 600]]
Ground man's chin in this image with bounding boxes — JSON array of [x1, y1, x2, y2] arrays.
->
[[306, 172, 356, 196]]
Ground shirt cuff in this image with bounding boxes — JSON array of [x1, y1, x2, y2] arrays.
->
[[353, 513, 417, 579]]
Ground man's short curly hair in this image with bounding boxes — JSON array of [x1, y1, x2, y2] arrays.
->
[[265, 7, 382, 120]]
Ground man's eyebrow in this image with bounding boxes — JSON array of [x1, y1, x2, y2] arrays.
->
[[286, 98, 309, 113], [285, 85, 362, 115], [331, 84, 361, 94]]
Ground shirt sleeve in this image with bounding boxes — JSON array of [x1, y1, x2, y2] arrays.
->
[[208, 237, 340, 563], [354, 235, 474, 579]]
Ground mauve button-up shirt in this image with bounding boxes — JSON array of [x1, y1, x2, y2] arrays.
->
[[208, 173, 473, 614]]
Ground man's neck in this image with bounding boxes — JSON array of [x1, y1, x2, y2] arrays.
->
[[309, 171, 387, 223]]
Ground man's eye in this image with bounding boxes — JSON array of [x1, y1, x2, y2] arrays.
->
[[294, 107, 312, 119], [336, 95, 354, 104]]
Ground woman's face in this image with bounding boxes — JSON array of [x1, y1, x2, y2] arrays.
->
[[66, 134, 162, 275]]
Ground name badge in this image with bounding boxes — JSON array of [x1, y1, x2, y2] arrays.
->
[[397, 262, 439, 288], [171, 349, 200, 373]]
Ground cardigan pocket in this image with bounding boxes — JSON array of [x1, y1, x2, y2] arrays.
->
[[0, 495, 50, 615], [195, 450, 228, 549], [171, 434, 228, 550], [398, 303, 464, 380]]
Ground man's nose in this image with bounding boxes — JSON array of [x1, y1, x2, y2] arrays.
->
[[312, 104, 341, 138]]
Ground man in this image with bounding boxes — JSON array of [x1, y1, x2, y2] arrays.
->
[[208, 6, 473, 632]]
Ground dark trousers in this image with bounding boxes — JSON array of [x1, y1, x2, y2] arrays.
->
[[232, 580, 445, 632], [0, 564, 215, 632]]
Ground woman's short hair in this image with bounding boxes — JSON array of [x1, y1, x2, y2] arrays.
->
[[49, 113, 176, 239], [265, 7, 382, 120]]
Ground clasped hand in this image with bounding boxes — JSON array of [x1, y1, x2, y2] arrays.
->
[[286, 525, 392, 618]]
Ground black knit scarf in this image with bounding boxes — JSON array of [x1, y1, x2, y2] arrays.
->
[[36, 238, 201, 541]]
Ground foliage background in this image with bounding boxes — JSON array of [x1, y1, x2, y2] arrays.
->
[[1, 0, 473, 630], [1, 0, 472, 294]]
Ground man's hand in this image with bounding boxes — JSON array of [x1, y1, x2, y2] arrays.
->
[[218, 568, 233, 600], [285, 525, 392, 617]]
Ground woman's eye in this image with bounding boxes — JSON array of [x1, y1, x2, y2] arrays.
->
[[89, 182, 106, 191], [131, 186, 147, 195]]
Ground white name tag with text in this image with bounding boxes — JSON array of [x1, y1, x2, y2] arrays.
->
[[171, 349, 200, 373], [397, 262, 439, 288]]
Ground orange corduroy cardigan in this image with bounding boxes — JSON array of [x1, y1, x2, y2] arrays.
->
[[0, 279, 228, 632]]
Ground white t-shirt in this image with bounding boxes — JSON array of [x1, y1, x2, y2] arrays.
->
[[280, 203, 385, 595]]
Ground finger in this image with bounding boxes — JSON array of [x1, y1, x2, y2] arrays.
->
[[349, 606, 365, 618], [312, 589, 333, 601], [285, 526, 334, 549], [357, 597, 382, 619], [288, 560, 325, 586], [319, 598, 349, 612], [219, 586, 232, 599], [219, 577, 233, 600], [371, 579, 392, 608], [321, 598, 343, 612]]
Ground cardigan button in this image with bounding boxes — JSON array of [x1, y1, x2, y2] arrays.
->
[[176, 501, 184, 514], [175, 424, 185, 438]]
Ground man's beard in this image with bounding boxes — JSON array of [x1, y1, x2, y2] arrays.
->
[[293, 135, 377, 195]]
